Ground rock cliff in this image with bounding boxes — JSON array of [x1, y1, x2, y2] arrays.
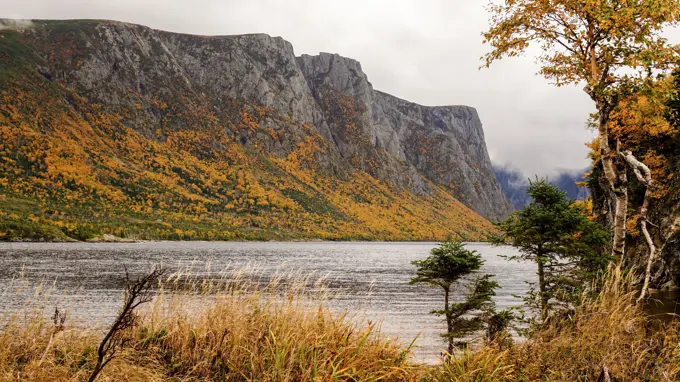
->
[[297, 53, 509, 220], [0, 19, 510, 241]]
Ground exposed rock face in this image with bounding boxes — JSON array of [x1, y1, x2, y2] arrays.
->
[[9, 19, 511, 221], [297, 53, 510, 220]]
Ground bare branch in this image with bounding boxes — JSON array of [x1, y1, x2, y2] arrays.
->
[[87, 266, 165, 382], [620, 151, 653, 186], [620, 151, 657, 303]]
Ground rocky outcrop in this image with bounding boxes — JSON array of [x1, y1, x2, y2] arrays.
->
[[9, 19, 510, 221], [297, 53, 510, 220]]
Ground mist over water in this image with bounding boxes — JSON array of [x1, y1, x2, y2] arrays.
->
[[0, 241, 535, 362]]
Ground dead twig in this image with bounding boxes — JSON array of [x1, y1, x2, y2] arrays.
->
[[38, 306, 67, 365], [87, 266, 165, 382]]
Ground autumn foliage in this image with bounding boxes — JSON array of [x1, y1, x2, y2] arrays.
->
[[0, 27, 494, 242]]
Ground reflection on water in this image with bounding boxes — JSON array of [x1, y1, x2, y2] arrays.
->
[[0, 241, 535, 363]]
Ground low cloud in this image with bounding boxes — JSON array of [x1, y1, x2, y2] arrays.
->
[[0, 18, 34, 30]]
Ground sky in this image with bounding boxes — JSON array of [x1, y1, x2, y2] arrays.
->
[[2, 0, 679, 176]]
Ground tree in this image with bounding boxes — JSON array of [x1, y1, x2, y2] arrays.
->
[[601, 73, 680, 300], [410, 241, 499, 355], [485, 309, 517, 348], [494, 179, 609, 320], [88, 266, 165, 382], [483, 0, 680, 261]]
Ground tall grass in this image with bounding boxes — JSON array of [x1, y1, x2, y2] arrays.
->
[[2, 268, 680, 381], [0, 270, 422, 381], [433, 267, 680, 381]]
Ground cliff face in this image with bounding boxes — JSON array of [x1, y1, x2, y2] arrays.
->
[[297, 53, 510, 219], [32, 22, 331, 157], [0, 20, 509, 241]]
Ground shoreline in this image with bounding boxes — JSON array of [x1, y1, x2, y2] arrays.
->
[[0, 238, 495, 244]]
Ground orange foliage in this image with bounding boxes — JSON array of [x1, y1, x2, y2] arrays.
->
[[0, 68, 495, 242]]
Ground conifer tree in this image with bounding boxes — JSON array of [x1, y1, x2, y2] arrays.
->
[[410, 241, 499, 355], [494, 179, 609, 320]]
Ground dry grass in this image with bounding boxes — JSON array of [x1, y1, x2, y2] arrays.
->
[[2, 268, 680, 381], [427, 347, 516, 381], [433, 267, 680, 381], [0, 270, 423, 382]]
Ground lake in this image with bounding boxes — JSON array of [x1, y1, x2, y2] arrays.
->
[[0, 241, 535, 363]]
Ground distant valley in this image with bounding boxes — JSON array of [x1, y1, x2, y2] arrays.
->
[[493, 165, 589, 210]]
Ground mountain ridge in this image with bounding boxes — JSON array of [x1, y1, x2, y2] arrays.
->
[[0, 19, 509, 241]]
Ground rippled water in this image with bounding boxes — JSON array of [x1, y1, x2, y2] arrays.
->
[[0, 241, 535, 362]]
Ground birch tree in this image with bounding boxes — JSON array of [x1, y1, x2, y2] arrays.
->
[[482, 0, 680, 261]]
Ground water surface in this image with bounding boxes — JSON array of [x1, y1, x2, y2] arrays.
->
[[0, 241, 535, 362]]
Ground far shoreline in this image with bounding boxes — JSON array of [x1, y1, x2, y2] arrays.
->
[[0, 238, 496, 245]]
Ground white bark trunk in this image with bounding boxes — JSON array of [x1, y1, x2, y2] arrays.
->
[[599, 120, 628, 259], [620, 151, 657, 303]]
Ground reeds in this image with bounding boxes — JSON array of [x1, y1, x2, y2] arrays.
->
[[2, 267, 680, 381], [0, 268, 421, 381]]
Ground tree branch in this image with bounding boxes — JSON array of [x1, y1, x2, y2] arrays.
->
[[620, 150, 657, 303]]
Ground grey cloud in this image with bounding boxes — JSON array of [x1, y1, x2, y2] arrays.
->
[[2, 0, 678, 177]]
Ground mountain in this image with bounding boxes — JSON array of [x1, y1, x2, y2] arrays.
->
[[552, 171, 590, 200], [493, 165, 589, 210], [0, 19, 510, 241]]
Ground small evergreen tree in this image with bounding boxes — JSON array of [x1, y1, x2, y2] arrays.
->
[[485, 309, 516, 349], [410, 241, 499, 355], [494, 179, 610, 321]]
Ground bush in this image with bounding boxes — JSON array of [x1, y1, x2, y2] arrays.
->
[[0, 218, 69, 241]]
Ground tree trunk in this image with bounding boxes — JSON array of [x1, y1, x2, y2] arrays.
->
[[444, 286, 454, 356], [637, 191, 656, 302], [537, 257, 548, 320], [620, 150, 658, 302], [598, 115, 628, 259], [612, 186, 628, 259]]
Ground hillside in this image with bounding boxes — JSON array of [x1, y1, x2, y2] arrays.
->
[[0, 19, 509, 241]]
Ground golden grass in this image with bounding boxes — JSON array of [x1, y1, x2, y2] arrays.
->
[[2, 268, 680, 381], [433, 267, 680, 381], [0, 270, 423, 382]]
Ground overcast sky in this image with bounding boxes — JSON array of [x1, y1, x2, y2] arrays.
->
[[3, 0, 679, 176]]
